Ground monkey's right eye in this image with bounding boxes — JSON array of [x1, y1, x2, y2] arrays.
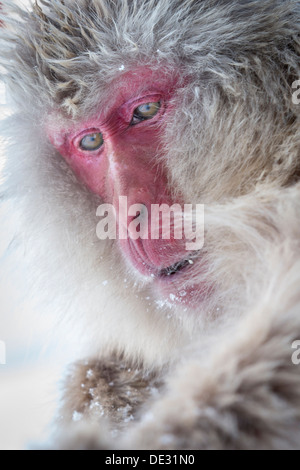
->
[[131, 101, 161, 125], [79, 133, 104, 151]]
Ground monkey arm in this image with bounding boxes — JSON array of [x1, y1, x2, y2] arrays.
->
[[120, 263, 300, 450], [55, 258, 300, 450]]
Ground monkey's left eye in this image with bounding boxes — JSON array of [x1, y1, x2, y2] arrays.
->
[[131, 101, 161, 125], [79, 133, 104, 151]]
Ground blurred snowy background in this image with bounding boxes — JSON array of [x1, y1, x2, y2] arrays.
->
[[0, 8, 83, 448]]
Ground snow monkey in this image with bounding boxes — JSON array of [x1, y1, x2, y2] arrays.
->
[[1, 0, 300, 450]]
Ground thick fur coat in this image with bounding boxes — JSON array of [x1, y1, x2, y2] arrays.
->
[[1, 0, 300, 449]]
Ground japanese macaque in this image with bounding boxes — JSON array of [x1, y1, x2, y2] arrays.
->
[[1, 0, 300, 450]]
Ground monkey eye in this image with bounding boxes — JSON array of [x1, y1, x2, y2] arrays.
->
[[79, 132, 104, 151], [131, 101, 161, 125]]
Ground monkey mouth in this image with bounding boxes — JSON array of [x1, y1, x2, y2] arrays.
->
[[125, 241, 207, 307], [158, 257, 195, 278], [126, 239, 199, 280]]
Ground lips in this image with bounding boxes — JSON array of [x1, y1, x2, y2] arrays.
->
[[122, 239, 208, 308], [158, 256, 196, 278], [125, 238, 198, 280]]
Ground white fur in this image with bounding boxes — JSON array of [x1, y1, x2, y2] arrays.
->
[[1, 0, 300, 449]]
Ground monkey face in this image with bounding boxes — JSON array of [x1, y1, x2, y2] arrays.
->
[[47, 67, 208, 307], [2, 0, 298, 322]]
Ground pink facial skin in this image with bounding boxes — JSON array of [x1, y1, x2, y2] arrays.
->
[[47, 67, 204, 306]]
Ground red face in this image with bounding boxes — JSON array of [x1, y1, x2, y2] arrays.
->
[[48, 67, 205, 306]]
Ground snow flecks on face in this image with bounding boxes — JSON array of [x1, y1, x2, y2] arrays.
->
[[155, 299, 173, 310]]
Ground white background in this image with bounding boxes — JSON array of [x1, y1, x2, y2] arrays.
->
[[0, 60, 80, 450]]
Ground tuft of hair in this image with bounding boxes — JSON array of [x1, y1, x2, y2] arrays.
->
[[0, 0, 299, 118]]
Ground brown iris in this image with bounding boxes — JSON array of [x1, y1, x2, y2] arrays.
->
[[131, 101, 161, 124]]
